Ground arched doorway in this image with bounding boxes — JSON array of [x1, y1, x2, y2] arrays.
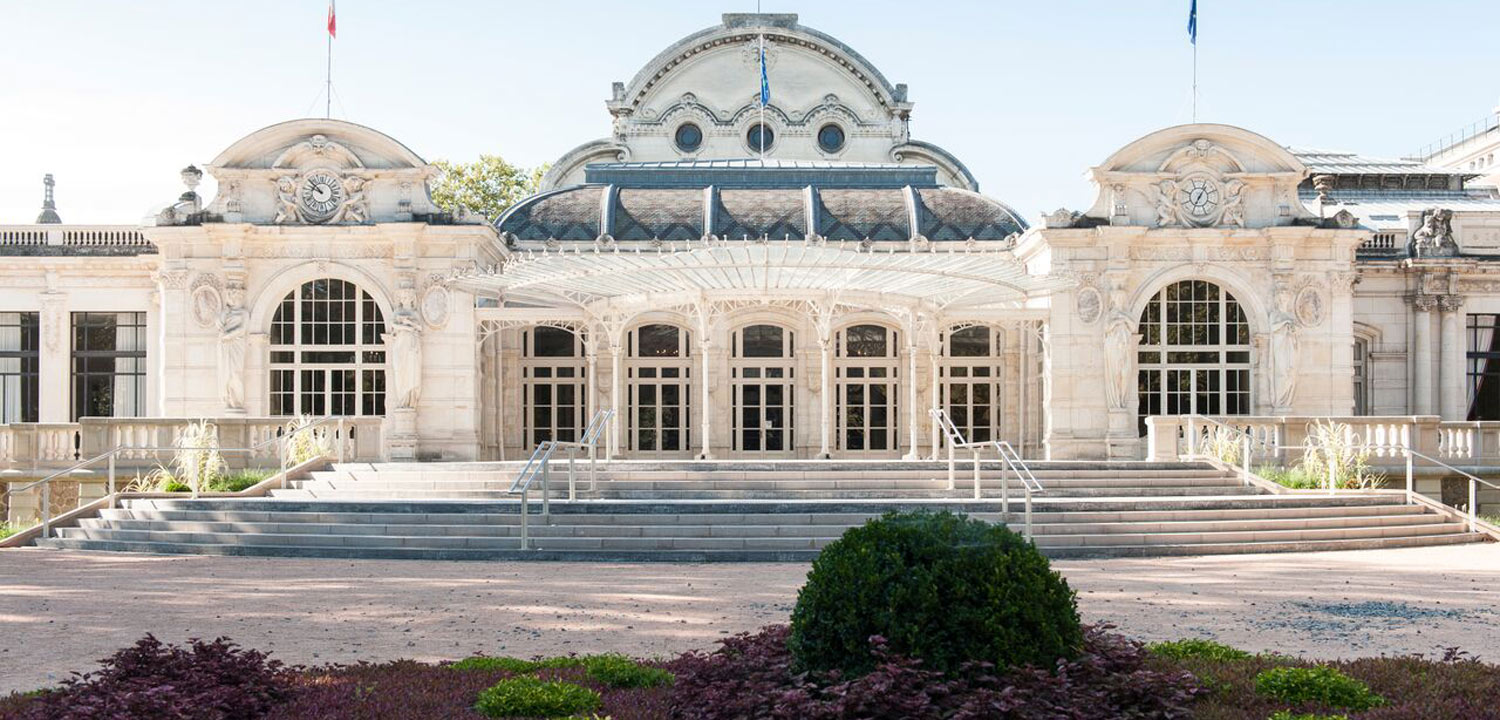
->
[[1136, 280, 1252, 433], [268, 278, 386, 416], [731, 323, 795, 453], [521, 325, 585, 448], [836, 323, 899, 453], [940, 325, 1001, 444], [627, 323, 692, 455]]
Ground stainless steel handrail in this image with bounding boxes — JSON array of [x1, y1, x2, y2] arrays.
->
[[995, 440, 1041, 538], [929, 408, 1043, 538], [510, 408, 614, 550], [14, 415, 342, 541]]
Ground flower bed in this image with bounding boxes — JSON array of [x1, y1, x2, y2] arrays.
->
[[4, 631, 1496, 719]]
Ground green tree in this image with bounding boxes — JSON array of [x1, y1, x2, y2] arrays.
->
[[428, 155, 547, 222]]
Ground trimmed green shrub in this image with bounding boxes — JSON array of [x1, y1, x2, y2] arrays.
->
[[788, 511, 1081, 676], [1255, 666, 1383, 711], [581, 654, 674, 688], [1147, 638, 1252, 662], [473, 676, 601, 718], [1268, 712, 1350, 720], [449, 655, 583, 673]]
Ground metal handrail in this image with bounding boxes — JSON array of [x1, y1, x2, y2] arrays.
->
[[994, 441, 1040, 538], [1179, 414, 1280, 487], [510, 408, 614, 550], [929, 408, 1042, 538], [1404, 448, 1500, 534], [15, 415, 343, 541]]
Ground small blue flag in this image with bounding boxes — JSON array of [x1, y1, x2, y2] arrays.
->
[[1187, 0, 1198, 45], [759, 39, 770, 107]]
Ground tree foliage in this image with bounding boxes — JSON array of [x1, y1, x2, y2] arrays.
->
[[428, 155, 547, 222]]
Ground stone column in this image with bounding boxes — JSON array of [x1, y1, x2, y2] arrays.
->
[[929, 340, 942, 459], [817, 335, 832, 459], [904, 340, 919, 460], [1412, 295, 1436, 415], [698, 339, 713, 459], [38, 291, 69, 423], [1439, 295, 1465, 420], [610, 340, 624, 458]]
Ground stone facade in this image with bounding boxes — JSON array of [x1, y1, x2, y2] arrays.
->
[[5, 13, 1500, 468]]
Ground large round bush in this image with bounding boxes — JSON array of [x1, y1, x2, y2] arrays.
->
[[788, 511, 1081, 676]]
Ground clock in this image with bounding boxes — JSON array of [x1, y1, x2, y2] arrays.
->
[[1177, 177, 1220, 221], [298, 170, 346, 223]]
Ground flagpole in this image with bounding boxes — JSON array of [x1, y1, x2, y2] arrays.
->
[[326, 31, 332, 118], [1192, 43, 1197, 123], [759, 34, 766, 160]]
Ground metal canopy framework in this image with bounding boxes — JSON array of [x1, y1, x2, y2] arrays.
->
[[451, 242, 1070, 317]]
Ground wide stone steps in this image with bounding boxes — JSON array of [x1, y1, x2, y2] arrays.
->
[[71, 511, 1442, 540], [34, 490, 1486, 560]]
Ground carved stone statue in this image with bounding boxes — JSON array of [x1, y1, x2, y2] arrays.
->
[[337, 175, 369, 223], [1411, 207, 1459, 257], [217, 284, 248, 411], [1154, 180, 1177, 228], [273, 176, 300, 224], [384, 291, 423, 410], [1219, 179, 1246, 228], [1268, 283, 1300, 409], [1103, 310, 1136, 410]]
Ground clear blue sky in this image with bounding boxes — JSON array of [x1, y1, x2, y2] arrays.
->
[[2, 0, 1497, 224]]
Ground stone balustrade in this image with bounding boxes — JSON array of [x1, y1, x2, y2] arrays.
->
[[1144, 415, 1500, 465], [0, 224, 153, 249], [1, 416, 385, 476]]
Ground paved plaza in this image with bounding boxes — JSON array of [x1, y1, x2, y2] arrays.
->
[[2, 544, 1498, 694]]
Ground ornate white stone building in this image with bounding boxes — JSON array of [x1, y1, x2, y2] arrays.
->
[[5, 12, 1500, 471]]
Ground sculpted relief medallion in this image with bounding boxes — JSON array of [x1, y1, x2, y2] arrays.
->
[[191, 284, 224, 327], [1075, 286, 1103, 325], [1295, 286, 1325, 328], [421, 285, 451, 328]]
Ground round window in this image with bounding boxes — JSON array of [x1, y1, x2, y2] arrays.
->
[[674, 123, 703, 153], [817, 124, 845, 153], [746, 123, 775, 153]]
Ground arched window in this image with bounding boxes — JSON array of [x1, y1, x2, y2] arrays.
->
[[1137, 280, 1251, 433], [941, 325, 1001, 444], [836, 323, 899, 452], [522, 325, 585, 447], [731, 323, 795, 453], [269, 279, 386, 416], [628, 323, 691, 454]]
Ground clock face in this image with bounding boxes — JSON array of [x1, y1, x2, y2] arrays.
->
[[298, 170, 346, 222], [1177, 177, 1220, 219]]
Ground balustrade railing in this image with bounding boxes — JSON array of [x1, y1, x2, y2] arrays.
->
[[2, 416, 385, 531], [0, 225, 152, 249], [1154, 414, 1500, 538], [1146, 415, 1500, 467]]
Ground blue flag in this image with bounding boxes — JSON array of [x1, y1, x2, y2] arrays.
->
[[1187, 0, 1197, 45], [759, 38, 770, 106]]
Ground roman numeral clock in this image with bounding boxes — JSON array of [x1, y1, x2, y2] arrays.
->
[[298, 169, 347, 223]]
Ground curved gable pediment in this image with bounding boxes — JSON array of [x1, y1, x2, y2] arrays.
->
[[1085, 124, 1313, 229]]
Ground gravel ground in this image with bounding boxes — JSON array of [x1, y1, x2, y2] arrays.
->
[[2, 543, 1498, 694]]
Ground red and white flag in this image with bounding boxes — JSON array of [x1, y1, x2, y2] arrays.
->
[[327, 1, 337, 39]]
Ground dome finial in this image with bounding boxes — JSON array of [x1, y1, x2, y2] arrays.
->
[[36, 173, 61, 224]]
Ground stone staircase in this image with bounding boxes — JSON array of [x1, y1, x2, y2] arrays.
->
[[32, 460, 1489, 560]]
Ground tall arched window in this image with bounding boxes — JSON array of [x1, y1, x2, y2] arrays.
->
[[522, 325, 585, 447], [941, 325, 1001, 444], [628, 323, 691, 455], [836, 323, 899, 452], [1137, 280, 1251, 433], [731, 323, 795, 453], [269, 279, 386, 416]]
